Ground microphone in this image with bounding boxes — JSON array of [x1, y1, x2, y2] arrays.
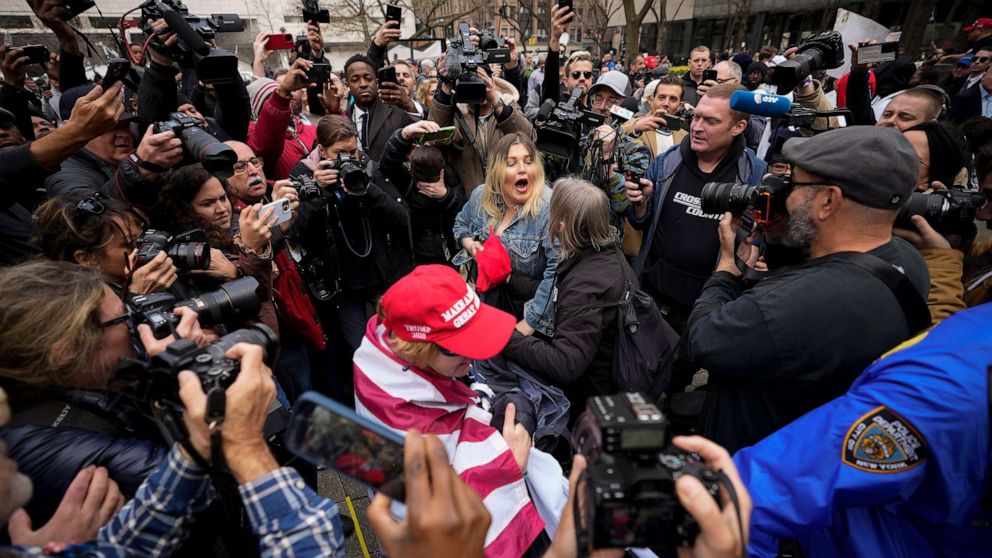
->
[[160, 3, 211, 56], [609, 104, 634, 122], [729, 90, 792, 118]]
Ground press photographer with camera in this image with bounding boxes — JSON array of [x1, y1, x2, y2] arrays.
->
[[288, 115, 412, 352], [626, 83, 766, 334], [379, 120, 467, 265], [159, 163, 280, 334], [686, 126, 930, 454], [34, 194, 178, 295], [430, 26, 533, 194], [0, 260, 212, 528], [623, 75, 688, 160]]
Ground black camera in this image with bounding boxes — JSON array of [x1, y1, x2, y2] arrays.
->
[[301, 0, 330, 23], [291, 174, 323, 201], [535, 87, 606, 164], [443, 23, 511, 104], [768, 31, 844, 94], [134, 229, 211, 271], [572, 393, 721, 550], [895, 189, 985, 233], [65, 0, 96, 17], [140, 0, 244, 85], [326, 152, 373, 197], [130, 277, 262, 339], [700, 175, 790, 225], [148, 324, 277, 394], [154, 111, 237, 179]]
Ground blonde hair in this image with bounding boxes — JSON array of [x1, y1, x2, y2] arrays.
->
[[415, 78, 437, 108], [481, 133, 546, 227], [376, 301, 439, 368], [565, 51, 593, 74], [549, 178, 616, 260], [0, 261, 107, 388]]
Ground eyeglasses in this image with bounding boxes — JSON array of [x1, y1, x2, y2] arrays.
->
[[590, 95, 620, 108], [96, 308, 132, 329], [714, 77, 736, 84], [570, 71, 593, 79], [232, 157, 263, 174], [437, 346, 459, 357]]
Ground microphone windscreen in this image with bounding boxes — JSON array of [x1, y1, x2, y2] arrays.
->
[[729, 89, 792, 118]]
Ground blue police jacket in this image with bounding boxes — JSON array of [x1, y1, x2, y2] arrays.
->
[[734, 302, 992, 557]]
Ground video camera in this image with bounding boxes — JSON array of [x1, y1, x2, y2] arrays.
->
[[572, 393, 722, 550], [140, 0, 244, 86], [768, 31, 844, 94], [154, 111, 237, 179], [134, 229, 210, 271], [535, 87, 605, 165], [895, 189, 985, 235], [443, 23, 511, 104], [129, 277, 262, 339]]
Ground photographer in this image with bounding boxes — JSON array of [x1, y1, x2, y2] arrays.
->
[[0, 261, 211, 527], [343, 55, 419, 162], [159, 164, 279, 334], [536, 6, 594, 112], [379, 120, 467, 265], [623, 75, 687, 160], [34, 194, 178, 295], [685, 127, 929, 454], [626, 83, 766, 334], [44, 85, 184, 202], [430, 51, 533, 195], [288, 115, 412, 352]]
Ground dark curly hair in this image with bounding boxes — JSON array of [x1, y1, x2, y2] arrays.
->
[[344, 54, 377, 77], [34, 194, 144, 263], [159, 164, 235, 251]]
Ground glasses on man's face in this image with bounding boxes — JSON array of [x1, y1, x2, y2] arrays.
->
[[96, 307, 132, 330], [570, 71, 593, 80], [975, 56, 991, 63], [590, 95, 619, 108], [437, 346, 459, 357], [232, 157, 263, 174]]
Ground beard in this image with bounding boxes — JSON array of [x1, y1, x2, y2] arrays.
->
[[781, 197, 818, 248]]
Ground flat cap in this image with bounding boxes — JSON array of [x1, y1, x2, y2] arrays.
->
[[782, 126, 918, 209]]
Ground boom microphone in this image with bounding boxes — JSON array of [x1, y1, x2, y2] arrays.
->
[[729, 90, 792, 119], [537, 99, 556, 121], [160, 3, 211, 56]]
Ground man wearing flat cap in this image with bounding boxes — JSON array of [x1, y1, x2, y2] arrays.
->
[[684, 126, 930, 454]]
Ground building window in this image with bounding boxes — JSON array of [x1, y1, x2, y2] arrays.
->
[[0, 16, 33, 28]]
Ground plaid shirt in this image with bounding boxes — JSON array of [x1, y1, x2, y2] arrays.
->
[[8, 445, 344, 558]]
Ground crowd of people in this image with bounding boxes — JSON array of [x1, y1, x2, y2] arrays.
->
[[0, 0, 990, 555]]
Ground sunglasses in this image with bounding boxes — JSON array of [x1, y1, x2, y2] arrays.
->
[[570, 71, 594, 79], [437, 346, 459, 357], [974, 56, 991, 63]]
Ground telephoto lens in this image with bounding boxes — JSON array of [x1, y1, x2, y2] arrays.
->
[[174, 277, 261, 327], [700, 182, 759, 215], [166, 240, 210, 270]]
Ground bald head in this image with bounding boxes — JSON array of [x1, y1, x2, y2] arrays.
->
[[224, 141, 267, 203]]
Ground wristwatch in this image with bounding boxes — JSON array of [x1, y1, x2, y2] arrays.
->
[[128, 152, 168, 174]]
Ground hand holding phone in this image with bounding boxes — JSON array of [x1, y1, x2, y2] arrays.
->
[[856, 41, 898, 65], [102, 57, 132, 90], [259, 198, 294, 227], [20, 45, 50, 65], [265, 33, 295, 51], [385, 3, 401, 24], [417, 126, 456, 145], [701, 69, 717, 83], [309, 62, 331, 85], [377, 65, 397, 85]]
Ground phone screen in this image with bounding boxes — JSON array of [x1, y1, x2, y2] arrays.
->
[[702, 69, 717, 83], [386, 4, 401, 23], [418, 126, 456, 144], [286, 394, 406, 501]]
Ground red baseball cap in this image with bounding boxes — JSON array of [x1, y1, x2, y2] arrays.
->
[[381, 265, 516, 360], [964, 18, 992, 32]]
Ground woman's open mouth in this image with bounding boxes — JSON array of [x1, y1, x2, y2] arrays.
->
[[514, 178, 529, 193]]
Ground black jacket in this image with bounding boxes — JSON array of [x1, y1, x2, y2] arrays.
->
[[44, 148, 158, 204], [681, 72, 701, 107], [379, 128, 466, 264], [686, 238, 929, 453], [948, 82, 983, 125], [503, 244, 629, 419], [288, 159, 413, 293], [346, 97, 419, 163], [1, 389, 167, 525]]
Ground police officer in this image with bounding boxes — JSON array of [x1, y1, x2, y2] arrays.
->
[[734, 302, 992, 557]]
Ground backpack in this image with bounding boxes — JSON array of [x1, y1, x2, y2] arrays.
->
[[563, 250, 680, 401]]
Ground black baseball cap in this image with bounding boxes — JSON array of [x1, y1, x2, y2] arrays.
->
[[59, 84, 140, 125]]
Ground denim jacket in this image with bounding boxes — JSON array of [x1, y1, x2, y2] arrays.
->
[[452, 185, 557, 335]]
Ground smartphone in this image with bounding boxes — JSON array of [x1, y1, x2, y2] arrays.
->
[[259, 198, 293, 226], [558, 0, 572, 11], [309, 62, 331, 84], [377, 65, 397, 84], [417, 126, 456, 145], [857, 41, 899, 65], [385, 3, 401, 24], [285, 392, 406, 502], [265, 33, 295, 50], [102, 57, 132, 90], [661, 112, 687, 132], [20, 44, 50, 65], [701, 69, 717, 83]]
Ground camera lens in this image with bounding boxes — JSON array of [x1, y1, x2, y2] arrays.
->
[[179, 126, 237, 180], [700, 182, 757, 215], [175, 277, 261, 327], [341, 165, 370, 196], [167, 241, 211, 271], [212, 323, 279, 365]]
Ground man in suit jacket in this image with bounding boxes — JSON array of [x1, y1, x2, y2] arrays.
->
[[948, 66, 992, 124], [622, 75, 689, 159], [343, 55, 419, 163]]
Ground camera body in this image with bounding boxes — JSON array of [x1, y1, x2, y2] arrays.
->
[[154, 111, 237, 179], [535, 87, 605, 164], [573, 393, 720, 549], [134, 228, 211, 271], [326, 152, 373, 197], [444, 23, 511, 104], [700, 175, 790, 225], [895, 189, 985, 233], [140, 0, 244, 86], [130, 277, 262, 339], [769, 31, 844, 94], [291, 174, 323, 201]]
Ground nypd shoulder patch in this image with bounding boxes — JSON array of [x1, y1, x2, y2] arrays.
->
[[841, 405, 927, 474]]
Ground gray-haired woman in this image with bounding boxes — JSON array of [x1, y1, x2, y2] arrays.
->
[[501, 177, 639, 421]]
